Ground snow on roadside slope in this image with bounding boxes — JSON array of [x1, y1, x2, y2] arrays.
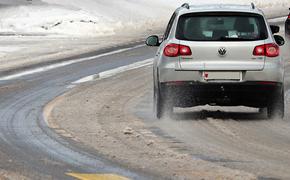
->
[[0, 5, 117, 36], [0, 0, 289, 37]]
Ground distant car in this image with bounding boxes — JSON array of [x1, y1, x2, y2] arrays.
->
[[146, 3, 285, 119], [286, 8, 290, 36]]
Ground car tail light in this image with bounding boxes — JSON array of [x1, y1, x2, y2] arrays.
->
[[164, 44, 192, 57], [164, 44, 179, 57], [253, 43, 279, 57], [179, 45, 192, 56], [253, 44, 265, 56], [288, 15, 290, 19]]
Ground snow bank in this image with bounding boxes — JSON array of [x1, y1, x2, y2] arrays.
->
[[0, 5, 116, 36], [0, 0, 289, 37]]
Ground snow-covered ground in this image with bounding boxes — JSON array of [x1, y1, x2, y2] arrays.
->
[[0, 0, 289, 37]]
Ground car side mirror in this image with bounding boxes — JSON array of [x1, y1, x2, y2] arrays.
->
[[274, 35, 285, 46], [270, 25, 280, 34], [146, 35, 160, 46]]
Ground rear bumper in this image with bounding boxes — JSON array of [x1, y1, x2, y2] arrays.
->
[[158, 67, 284, 84], [161, 81, 283, 108]]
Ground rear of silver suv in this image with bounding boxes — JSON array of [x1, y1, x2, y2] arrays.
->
[[146, 3, 285, 119]]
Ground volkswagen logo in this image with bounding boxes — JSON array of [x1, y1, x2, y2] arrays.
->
[[218, 47, 227, 56]]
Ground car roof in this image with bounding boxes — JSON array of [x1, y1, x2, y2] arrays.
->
[[176, 4, 264, 16]]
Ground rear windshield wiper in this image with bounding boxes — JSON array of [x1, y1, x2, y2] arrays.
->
[[218, 36, 254, 41]]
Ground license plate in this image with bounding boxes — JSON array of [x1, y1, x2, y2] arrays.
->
[[203, 71, 241, 81]]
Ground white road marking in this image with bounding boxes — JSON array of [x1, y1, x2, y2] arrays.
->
[[72, 58, 153, 84], [66, 85, 76, 89], [72, 74, 99, 84], [0, 44, 145, 81]]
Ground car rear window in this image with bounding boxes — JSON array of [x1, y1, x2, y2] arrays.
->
[[176, 12, 268, 41]]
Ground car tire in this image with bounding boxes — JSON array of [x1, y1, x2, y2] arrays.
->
[[258, 107, 267, 116], [154, 84, 173, 119], [267, 87, 284, 119]]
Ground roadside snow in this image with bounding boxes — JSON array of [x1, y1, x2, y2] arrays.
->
[[0, 0, 289, 37]]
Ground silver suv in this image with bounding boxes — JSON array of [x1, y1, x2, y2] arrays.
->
[[146, 3, 285, 119]]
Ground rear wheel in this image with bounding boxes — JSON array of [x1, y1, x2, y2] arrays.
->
[[267, 88, 284, 119], [258, 107, 267, 117], [154, 84, 173, 119]]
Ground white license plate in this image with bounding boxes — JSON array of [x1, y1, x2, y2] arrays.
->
[[203, 71, 241, 81]]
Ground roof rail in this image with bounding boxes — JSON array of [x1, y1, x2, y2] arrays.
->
[[251, 2, 255, 9], [181, 3, 190, 9]]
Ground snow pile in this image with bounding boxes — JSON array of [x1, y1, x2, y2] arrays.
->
[[0, 5, 117, 36], [0, 0, 289, 37]]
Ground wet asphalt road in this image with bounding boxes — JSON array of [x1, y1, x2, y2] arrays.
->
[[0, 44, 156, 179]]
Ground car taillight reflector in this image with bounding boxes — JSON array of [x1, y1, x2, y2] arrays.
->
[[253, 43, 279, 57], [164, 44, 192, 57]]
